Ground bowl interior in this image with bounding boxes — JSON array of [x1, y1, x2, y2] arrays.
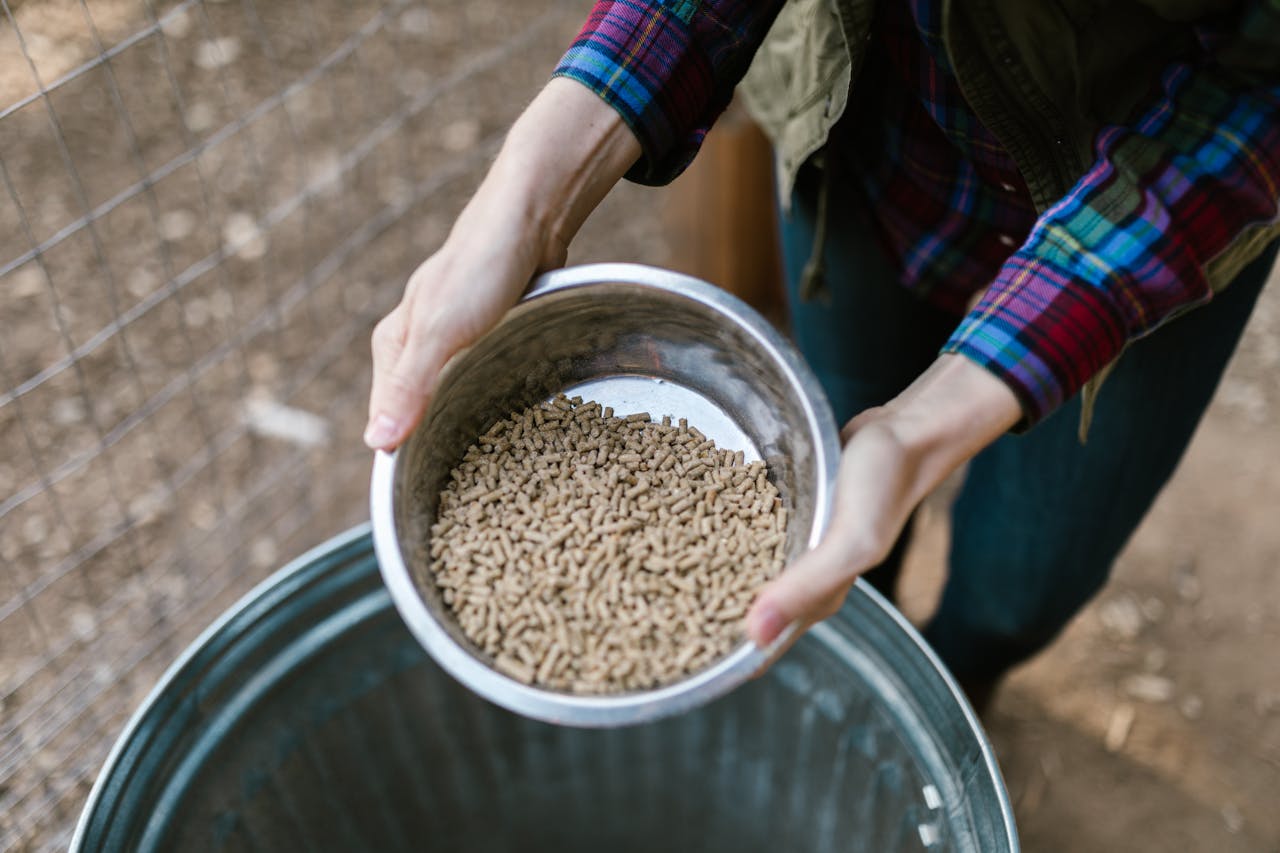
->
[[390, 277, 832, 688]]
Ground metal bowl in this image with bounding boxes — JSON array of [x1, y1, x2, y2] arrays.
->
[[370, 263, 842, 727]]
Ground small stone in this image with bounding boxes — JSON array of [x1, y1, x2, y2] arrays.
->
[[91, 661, 113, 684], [195, 37, 241, 71], [1123, 673, 1175, 704], [1098, 594, 1143, 640], [222, 212, 266, 261], [37, 528, 70, 561], [22, 513, 49, 545], [441, 118, 481, 153], [243, 397, 331, 448], [24, 31, 80, 77], [69, 608, 96, 640], [306, 151, 343, 194], [11, 265, 44, 298], [1221, 803, 1244, 834], [1179, 694, 1203, 720], [160, 9, 193, 39], [159, 209, 196, 241], [399, 7, 431, 36], [186, 101, 217, 132], [50, 396, 86, 425], [127, 267, 159, 298], [1143, 647, 1167, 673], [250, 537, 278, 569], [129, 490, 167, 525], [1105, 703, 1135, 753]]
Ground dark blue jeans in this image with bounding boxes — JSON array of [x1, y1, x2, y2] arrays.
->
[[781, 165, 1276, 685]]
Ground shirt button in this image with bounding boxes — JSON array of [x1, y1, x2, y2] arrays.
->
[[997, 233, 1018, 248]]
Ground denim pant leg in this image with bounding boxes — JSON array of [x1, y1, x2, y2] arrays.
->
[[925, 242, 1278, 684], [779, 165, 958, 592]]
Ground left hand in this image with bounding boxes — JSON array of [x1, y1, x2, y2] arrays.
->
[[744, 354, 1023, 656]]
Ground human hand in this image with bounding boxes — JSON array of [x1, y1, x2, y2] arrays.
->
[[744, 354, 1023, 656], [364, 79, 640, 450], [364, 186, 559, 449]]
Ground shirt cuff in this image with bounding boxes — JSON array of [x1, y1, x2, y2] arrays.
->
[[941, 248, 1132, 429], [552, 1, 713, 186]]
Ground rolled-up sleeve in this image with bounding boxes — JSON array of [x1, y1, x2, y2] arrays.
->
[[552, 0, 784, 185], [944, 5, 1280, 428]]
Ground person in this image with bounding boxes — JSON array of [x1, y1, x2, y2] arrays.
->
[[364, 0, 1280, 709]]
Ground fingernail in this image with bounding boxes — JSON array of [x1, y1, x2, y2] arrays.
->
[[363, 413, 399, 449], [748, 602, 787, 648]]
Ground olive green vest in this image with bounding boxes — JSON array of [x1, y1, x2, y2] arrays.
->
[[740, 0, 1280, 436]]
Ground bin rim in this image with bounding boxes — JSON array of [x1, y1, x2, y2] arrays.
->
[[69, 524, 376, 852], [72, 523, 1018, 852]]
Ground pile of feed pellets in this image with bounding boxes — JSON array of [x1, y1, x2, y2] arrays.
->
[[428, 394, 788, 694]]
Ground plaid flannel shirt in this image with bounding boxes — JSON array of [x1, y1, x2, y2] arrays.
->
[[553, 0, 1280, 426]]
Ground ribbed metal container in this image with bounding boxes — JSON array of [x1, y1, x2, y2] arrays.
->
[[73, 526, 1018, 852]]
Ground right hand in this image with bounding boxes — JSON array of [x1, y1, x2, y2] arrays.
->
[[363, 78, 641, 450], [745, 355, 1023, 662]]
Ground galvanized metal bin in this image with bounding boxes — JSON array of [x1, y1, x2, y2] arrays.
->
[[73, 526, 1018, 852]]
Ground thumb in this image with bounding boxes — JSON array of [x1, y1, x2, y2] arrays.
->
[[365, 322, 451, 451], [744, 536, 862, 647]]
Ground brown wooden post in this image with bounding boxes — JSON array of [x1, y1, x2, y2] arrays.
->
[[663, 101, 787, 327]]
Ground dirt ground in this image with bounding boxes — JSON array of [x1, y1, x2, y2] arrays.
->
[[0, 0, 1276, 850]]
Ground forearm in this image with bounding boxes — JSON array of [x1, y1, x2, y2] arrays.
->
[[365, 79, 640, 450], [453, 77, 641, 268]]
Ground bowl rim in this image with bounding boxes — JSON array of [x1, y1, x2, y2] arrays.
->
[[369, 262, 842, 727]]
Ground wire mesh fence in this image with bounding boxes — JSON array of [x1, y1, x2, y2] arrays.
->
[[0, 1, 669, 847]]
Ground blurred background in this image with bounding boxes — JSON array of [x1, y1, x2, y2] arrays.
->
[[0, 0, 1276, 849]]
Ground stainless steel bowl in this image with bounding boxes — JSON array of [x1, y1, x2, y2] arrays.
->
[[370, 263, 842, 727]]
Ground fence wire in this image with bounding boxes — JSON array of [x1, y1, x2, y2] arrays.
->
[[0, 1, 607, 847]]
